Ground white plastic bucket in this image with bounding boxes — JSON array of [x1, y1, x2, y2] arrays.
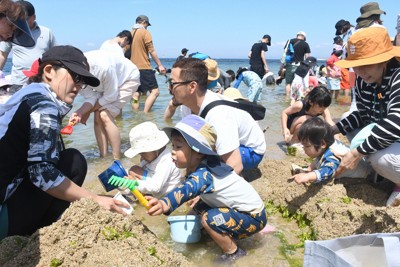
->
[[167, 215, 201, 243]]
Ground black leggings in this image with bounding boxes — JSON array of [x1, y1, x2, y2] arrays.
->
[[6, 148, 87, 236]]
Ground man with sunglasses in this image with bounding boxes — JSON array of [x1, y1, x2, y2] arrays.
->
[[128, 14, 166, 113], [0, 1, 56, 93], [167, 58, 266, 175]]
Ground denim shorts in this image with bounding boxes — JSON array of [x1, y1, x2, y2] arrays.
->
[[194, 200, 267, 239], [240, 145, 264, 170]]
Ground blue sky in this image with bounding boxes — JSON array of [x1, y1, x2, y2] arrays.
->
[[31, 0, 399, 60]]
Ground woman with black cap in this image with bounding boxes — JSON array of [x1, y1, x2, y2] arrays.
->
[[0, 45, 129, 240]]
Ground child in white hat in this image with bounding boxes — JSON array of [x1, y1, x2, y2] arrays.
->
[[124, 122, 181, 198]]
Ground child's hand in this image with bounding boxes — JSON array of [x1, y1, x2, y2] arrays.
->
[[128, 165, 145, 180], [186, 196, 200, 209], [146, 196, 165, 216], [288, 172, 315, 184]]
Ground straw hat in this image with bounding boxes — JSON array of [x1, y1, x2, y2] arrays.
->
[[335, 27, 400, 69], [223, 87, 246, 100], [124, 122, 169, 158], [203, 58, 220, 81], [356, 2, 386, 23]]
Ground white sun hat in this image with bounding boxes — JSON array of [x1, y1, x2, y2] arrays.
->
[[124, 121, 170, 158]]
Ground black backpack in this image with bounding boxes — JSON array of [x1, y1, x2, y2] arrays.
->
[[200, 99, 266, 121]]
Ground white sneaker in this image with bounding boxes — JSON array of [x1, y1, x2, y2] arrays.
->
[[386, 186, 400, 207]]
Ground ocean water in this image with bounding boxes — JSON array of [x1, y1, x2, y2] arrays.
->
[[3, 58, 349, 266]]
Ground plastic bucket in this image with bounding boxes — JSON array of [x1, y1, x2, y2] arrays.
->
[[167, 215, 201, 243], [98, 160, 128, 192]]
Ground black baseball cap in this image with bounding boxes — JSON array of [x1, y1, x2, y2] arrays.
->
[[181, 48, 188, 53], [42, 46, 100, 87], [263, 34, 271, 46], [335, 19, 349, 35]]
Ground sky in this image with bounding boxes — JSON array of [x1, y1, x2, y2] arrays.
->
[[30, 0, 399, 60]]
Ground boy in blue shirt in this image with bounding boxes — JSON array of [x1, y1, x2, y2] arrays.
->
[[146, 115, 267, 263]]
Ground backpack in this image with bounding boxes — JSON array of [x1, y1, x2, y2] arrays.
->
[[281, 39, 300, 64], [199, 99, 266, 121]]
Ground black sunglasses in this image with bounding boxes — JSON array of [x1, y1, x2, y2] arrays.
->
[[55, 64, 88, 89], [168, 79, 196, 89]]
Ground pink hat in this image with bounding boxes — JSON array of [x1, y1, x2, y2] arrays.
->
[[22, 59, 40, 77], [0, 71, 11, 88]]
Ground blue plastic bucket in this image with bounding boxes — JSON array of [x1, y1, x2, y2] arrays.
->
[[98, 160, 128, 192], [167, 215, 201, 243]]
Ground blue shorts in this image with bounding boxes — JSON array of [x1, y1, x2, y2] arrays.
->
[[240, 145, 264, 170], [194, 200, 267, 239]]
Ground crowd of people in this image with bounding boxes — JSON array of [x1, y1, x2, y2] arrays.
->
[[1, 0, 400, 264]]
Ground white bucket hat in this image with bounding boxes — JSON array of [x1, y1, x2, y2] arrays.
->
[[124, 122, 169, 158]]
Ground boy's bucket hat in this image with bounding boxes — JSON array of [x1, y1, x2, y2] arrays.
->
[[163, 115, 233, 176], [335, 27, 400, 68], [124, 121, 169, 158]]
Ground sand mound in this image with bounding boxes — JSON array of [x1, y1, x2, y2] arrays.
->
[[259, 158, 400, 240], [0, 199, 193, 267]]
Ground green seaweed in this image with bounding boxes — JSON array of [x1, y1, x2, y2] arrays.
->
[[50, 258, 63, 267], [101, 225, 136, 241]]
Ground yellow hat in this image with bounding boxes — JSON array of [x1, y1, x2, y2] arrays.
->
[[204, 58, 220, 81], [335, 27, 400, 68], [223, 87, 246, 100]]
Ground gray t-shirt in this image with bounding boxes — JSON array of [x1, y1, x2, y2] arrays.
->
[[0, 23, 57, 86]]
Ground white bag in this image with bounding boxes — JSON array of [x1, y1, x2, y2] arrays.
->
[[303, 233, 400, 267]]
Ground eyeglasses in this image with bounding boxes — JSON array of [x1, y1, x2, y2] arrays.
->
[[168, 79, 196, 89], [56, 64, 88, 89]]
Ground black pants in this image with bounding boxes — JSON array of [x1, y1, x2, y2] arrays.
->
[[6, 148, 87, 236], [250, 65, 265, 80]]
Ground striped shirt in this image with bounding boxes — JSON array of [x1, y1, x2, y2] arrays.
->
[[336, 59, 400, 155]]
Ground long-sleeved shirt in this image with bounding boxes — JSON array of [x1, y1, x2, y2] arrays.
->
[[336, 59, 400, 155], [136, 148, 181, 199], [0, 83, 70, 203], [160, 163, 264, 215]]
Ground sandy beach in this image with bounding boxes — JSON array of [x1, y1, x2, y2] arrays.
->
[[1, 130, 400, 266]]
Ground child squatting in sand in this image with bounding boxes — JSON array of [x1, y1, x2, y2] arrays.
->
[[289, 117, 371, 184], [146, 115, 267, 263]]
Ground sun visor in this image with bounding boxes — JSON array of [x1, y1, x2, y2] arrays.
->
[[9, 17, 35, 47]]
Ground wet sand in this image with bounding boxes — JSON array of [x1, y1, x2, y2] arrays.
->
[[1, 96, 400, 266]]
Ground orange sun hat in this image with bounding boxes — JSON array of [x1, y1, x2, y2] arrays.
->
[[335, 27, 400, 69]]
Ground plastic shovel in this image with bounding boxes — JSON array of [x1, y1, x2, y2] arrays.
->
[[60, 122, 75, 135]]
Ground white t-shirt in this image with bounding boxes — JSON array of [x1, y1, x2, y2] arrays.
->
[[137, 148, 182, 199], [80, 50, 139, 106], [182, 90, 266, 155], [99, 40, 125, 59]]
